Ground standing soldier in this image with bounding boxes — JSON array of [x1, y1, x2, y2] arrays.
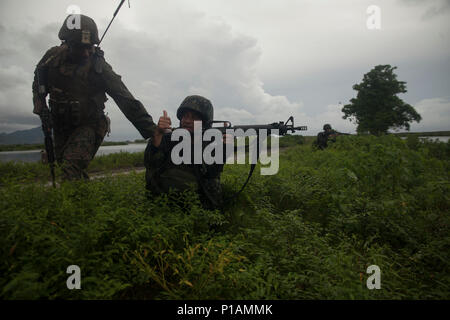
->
[[32, 14, 156, 180]]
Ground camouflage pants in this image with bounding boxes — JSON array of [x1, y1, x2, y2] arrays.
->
[[53, 117, 108, 181]]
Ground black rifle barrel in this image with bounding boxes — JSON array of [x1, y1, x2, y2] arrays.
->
[[36, 65, 56, 187], [211, 123, 307, 135], [209, 116, 307, 135], [40, 109, 56, 188], [229, 124, 283, 131]]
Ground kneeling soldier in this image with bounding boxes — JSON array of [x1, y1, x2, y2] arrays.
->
[[145, 95, 231, 210]]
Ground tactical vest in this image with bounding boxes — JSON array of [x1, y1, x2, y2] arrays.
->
[[45, 47, 108, 129], [316, 132, 328, 149], [144, 137, 224, 209]]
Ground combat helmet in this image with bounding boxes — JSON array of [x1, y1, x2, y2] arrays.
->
[[58, 14, 100, 45], [323, 124, 332, 131], [177, 95, 214, 127]]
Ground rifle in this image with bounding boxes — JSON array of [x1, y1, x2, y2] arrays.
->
[[328, 131, 350, 139], [334, 131, 350, 136], [209, 116, 307, 135], [207, 116, 307, 203], [36, 65, 56, 187]]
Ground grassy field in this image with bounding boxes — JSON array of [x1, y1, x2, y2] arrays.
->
[[0, 135, 449, 299], [0, 143, 46, 152]]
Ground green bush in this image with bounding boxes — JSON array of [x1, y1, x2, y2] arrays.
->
[[0, 135, 448, 299]]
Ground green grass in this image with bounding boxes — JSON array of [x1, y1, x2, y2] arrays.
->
[[0, 144, 46, 152], [0, 135, 449, 299]]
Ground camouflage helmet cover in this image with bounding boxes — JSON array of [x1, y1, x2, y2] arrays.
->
[[177, 95, 214, 126], [323, 124, 332, 130], [58, 14, 100, 45]]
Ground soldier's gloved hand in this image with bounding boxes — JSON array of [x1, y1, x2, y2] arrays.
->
[[158, 110, 172, 133], [152, 110, 172, 147]]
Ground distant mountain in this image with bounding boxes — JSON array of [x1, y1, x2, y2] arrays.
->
[[0, 127, 44, 145]]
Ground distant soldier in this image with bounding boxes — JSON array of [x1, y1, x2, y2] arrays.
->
[[32, 14, 156, 180], [315, 124, 339, 150], [144, 95, 232, 210]]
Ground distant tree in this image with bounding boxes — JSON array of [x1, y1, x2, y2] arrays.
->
[[342, 65, 421, 135]]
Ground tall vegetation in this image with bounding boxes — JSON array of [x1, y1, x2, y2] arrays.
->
[[0, 135, 448, 299]]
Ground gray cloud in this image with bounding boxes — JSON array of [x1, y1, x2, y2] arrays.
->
[[0, 3, 307, 139], [0, 65, 29, 89], [409, 97, 450, 132], [0, 22, 50, 134], [399, 0, 450, 19], [0, 0, 449, 140], [0, 115, 39, 127], [423, 1, 450, 20], [87, 9, 308, 140]]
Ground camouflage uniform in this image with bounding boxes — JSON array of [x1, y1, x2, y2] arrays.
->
[[144, 96, 224, 210], [315, 124, 337, 150], [32, 15, 156, 180]]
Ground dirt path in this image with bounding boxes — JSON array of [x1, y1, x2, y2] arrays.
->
[[41, 167, 146, 187], [89, 167, 146, 179]]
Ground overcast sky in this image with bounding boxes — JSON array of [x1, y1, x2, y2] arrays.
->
[[0, 0, 449, 140]]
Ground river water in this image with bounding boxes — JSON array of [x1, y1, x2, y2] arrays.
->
[[0, 143, 148, 163]]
